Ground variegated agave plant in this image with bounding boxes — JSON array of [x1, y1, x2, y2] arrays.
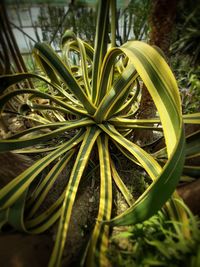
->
[[0, 1, 200, 267]]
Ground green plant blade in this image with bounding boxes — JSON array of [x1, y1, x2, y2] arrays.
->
[[0, 209, 9, 231], [61, 30, 92, 98], [185, 130, 200, 157], [183, 113, 200, 124], [7, 189, 28, 231], [27, 149, 75, 218], [105, 128, 185, 226], [0, 73, 82, 107], [25, 192, 65, 232], [62, 37, 94, 62], [109, 117, 160, 127], [6, 121, 72, 139], [99, 40, 185, 226], [0, 88, 86, 116], [183, 165, 200, 178], [0, 118, 94, 151], [94, 62, 138, 122], [100, 123, 162, 180], [92, 0, 110, 103], [33, 42, 96, 114], [111, 159, 134, 206], [94, 48, 122, 106], [0, 131, 84, 209], [86, 135, 112, 267], [49, 126, 101, 267], [111, 79, 141, 117], [121, 41, 182, 155]]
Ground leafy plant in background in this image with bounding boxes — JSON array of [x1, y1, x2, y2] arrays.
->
[[170, 54, 200, 115], [0, 1, 200, 267], [170, 3, 200, 66], [170, 57, 200, 114], [109, 200, 200, 267], [178, 66, 200, 114], [116, 0, 150, 44], [169, 0, 200, 116]]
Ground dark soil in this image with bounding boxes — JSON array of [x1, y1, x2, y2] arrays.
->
[[0, 234, 53, 267]]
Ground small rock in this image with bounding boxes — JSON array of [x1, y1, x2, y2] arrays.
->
[[89, 196, 95, 203]]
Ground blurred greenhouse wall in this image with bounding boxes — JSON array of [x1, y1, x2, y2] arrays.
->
[[2, 0, 150, 71]]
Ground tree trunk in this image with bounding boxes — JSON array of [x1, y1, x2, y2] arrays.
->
[[149, 0, 178, 56], [0, 1, 33, 88], [135, 0, 178, 145]]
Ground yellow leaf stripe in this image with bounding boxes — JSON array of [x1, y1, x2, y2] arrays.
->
[[49, 126, 101, 267], [86, 135, 112, 267]]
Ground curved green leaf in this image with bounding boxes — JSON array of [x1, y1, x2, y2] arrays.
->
[[100, 123, 162, 180], [33, 42, 96, 114], [0, 73, 81, 106], [62, 30, 92, 98], [86, 135, 112, 267], [106, 129, 185, 226], [0, 118, 94, 151], [0, 131, 84, 209], [92, 0, 110, 103], [183, 113, 200, 124], [94, 62, 138, 122], [0, 88, 86, 116], [49, 126, 101, 267]]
